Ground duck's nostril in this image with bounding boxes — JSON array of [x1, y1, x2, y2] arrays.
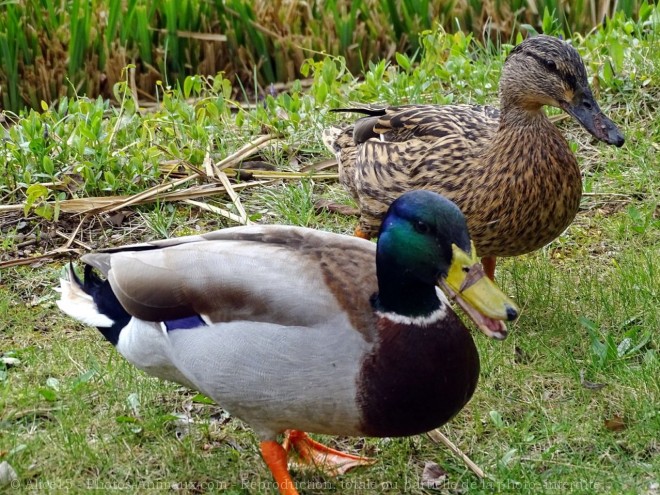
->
[[506, 306, 519, 321]]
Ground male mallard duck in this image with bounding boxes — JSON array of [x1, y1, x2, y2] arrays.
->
[[323, 34, 624, 279], [57, 191, 518, 495]]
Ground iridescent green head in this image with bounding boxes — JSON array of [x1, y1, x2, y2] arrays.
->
[[375, 191, 518, 338], [377, 190, 471, 286]]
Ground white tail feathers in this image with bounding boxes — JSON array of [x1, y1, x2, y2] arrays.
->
[[56, 266, 114, 328]]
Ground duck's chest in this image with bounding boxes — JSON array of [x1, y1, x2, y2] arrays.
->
[[464, 129, 583, 256], [356, 312, 479, 437]]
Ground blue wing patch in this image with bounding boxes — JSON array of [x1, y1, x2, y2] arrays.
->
[[164, 315, 206, 331]]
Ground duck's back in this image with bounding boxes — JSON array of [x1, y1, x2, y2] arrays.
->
[[355, 104, 499, 145], [326, 104, 499, 238]]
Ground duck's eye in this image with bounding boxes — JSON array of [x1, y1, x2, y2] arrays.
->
[[462, 266, 470, 273], [544, 59, 558, 71], [414, 221, 431, 234]]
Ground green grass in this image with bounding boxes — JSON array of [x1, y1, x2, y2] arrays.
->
[[1, 10, 660, 495]]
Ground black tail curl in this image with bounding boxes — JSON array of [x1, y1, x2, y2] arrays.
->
[[330, 107, 387, 117], [74, 263, 131, 345]]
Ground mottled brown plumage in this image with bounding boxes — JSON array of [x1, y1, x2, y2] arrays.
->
[[324, 35, 624, 260]]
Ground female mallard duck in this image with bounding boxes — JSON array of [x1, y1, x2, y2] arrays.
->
[[57, 191, 518, 495], [324, 35, 624, 279]]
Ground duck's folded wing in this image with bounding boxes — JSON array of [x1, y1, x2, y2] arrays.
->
[[356, 104, 499, 145], [82, 225, 378, 332]]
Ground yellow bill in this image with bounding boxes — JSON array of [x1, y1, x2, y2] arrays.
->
[[438, 242, 519, 340]]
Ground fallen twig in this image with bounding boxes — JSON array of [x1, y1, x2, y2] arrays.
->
[[55, 230, 93, 251], [215, 172, 252, 225], [0, 247, 79, 269], [0, 179, 272, 215], [215, 135, 279, 170], [59, 214, 90, 249], [427, 428, 486, 479], [87, 175, 199, 215], [184, 199, 246, 225]]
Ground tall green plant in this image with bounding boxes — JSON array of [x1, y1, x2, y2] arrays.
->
[[0, 0, 653, 112], [68, 0, 93, 87]]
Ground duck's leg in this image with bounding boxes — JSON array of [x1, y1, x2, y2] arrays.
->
[[482, 256, 496, 281], [260, 440, 300, 495], [354, 227, 371, 239], [284, 430, 375, 476]]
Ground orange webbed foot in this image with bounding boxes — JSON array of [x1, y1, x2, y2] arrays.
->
[[284, 430, 375, 477], [354, 227, 371, 240]]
